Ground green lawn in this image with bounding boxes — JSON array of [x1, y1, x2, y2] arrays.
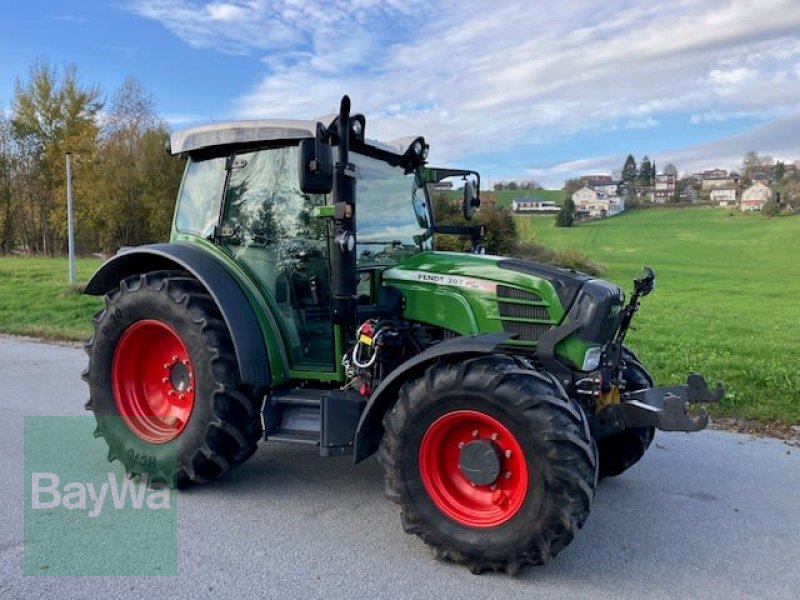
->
[[0, 257, 103, 341], [520, 208, 800, 423]]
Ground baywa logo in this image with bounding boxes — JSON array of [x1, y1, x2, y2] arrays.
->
[[31, 472, 171, 518], [24, 416, 178, 576]]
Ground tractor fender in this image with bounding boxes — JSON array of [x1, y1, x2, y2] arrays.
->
[[85, 242, 270, 389], [353, 333, 512, 464]]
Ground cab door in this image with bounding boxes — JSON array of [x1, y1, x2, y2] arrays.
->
[[219, 144, 335, 370]]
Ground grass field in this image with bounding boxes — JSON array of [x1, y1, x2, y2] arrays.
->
[[1, 207, 797, 423], [0, 257, 103, 341], [520, 208, 800, 423]]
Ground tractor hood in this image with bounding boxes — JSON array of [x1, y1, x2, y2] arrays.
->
[[383, 251, 594, 315], [381, 251, 624, 364]]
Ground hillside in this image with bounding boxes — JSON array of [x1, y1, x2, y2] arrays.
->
[[519, 208, 800, 422]]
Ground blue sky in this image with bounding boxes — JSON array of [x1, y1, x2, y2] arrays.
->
[[2, 0, 800, 187]]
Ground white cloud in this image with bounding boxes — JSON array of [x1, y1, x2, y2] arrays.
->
[[130, 0, 800, 181]]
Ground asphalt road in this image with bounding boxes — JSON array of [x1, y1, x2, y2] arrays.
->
[[1, 336, 799, 599]]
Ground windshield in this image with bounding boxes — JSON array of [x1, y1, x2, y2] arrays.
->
[[352, 152, 432, 266]]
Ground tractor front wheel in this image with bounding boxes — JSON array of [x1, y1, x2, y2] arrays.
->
[[596, 350, 656, 478], [380, 355, 598, 574], [83, 271, 263, 486]]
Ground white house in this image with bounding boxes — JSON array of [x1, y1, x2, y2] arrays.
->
[[593, 182, 619, 196], [511, 197, 560, 213], [711, 187, 737, 207], [572, 186, 625, 219], [572, 186, 599, 206], [740, 182, 772, 211]]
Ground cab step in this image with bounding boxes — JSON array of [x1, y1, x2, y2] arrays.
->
[[263, 388, 366, 457]]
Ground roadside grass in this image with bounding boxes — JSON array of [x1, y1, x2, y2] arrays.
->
[[0, 257, 103, 341], [522, 208, 800, 423]]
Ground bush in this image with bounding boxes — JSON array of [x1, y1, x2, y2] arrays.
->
[[512, 241, 604, 275], [762, 200, 780, 217]]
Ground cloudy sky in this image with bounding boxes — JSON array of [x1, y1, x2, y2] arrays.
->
[[2, 0, 800, 187]]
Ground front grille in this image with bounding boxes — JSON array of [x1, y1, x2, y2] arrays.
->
[[498, 302, 550, 320], [501, 321, 551, 341], [496, 285, 552, 341], [497, 285, 541, 302]]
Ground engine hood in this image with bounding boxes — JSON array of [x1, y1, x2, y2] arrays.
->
[[382, 251, 593, 315]]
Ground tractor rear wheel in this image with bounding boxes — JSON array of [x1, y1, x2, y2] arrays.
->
[[596, 350, 656, 479], [380, 355, 598, 574], [83, 271, 263, 486]]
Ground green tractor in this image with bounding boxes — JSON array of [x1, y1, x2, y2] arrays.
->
[[83, 96, 723, 573]]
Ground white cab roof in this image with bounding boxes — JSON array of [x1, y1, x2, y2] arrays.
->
[[170, 115, 420, 158]]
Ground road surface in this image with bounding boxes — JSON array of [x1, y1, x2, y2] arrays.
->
[[1, 336, 798, 599]]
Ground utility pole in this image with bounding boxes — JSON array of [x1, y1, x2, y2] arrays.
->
[[66, 152, 76, 285]]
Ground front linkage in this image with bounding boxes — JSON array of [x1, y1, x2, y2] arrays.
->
[[592, 267, 725, 438]]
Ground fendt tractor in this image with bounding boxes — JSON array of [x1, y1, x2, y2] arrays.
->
[[83, 96, 723, 573]]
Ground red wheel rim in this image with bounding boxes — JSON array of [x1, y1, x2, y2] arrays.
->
[[419, 410, 529, 527], [112, 320, 195, 444]]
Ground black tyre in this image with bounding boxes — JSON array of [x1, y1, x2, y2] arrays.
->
[[380, 354, 598, 574], [596, 351, 655, 479], [83, 271, 263, 486]]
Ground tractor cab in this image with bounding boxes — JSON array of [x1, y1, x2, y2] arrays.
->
[[168, 99, 477, 375]]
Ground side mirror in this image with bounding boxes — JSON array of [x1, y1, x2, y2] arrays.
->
[[299, 131, 333, 194], [463, 180, 479, 220]]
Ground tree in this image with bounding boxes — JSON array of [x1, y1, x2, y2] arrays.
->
[[761, 199, 780, 217], [774, 161, 786, 181], [639, 155, 652, 186], [91, 77, 183, 252], [0, 109, 13, 253], [621, 154, 637, 183], [563, 178, 583, 199], [10, 60, 102, 254], [430, 191, 518, 254], [555, 197, 576, 227], [663, 163, 678, 178]]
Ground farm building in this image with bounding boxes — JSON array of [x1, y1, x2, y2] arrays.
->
[[740, 182, 772, 211]]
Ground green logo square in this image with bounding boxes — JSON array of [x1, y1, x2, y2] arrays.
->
[[24, 416, 177, 576]]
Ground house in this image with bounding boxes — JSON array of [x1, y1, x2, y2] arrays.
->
[[700, 169, 739, 190], [580, 175, 618, 196], [511, 196, 560, 213], [652, 174, 676, 204], [580, 174, 613, 186], [430, 181, 453, 191], [572, 186, 625, 219], [711, 187, 737, 206], [740, 182, 771, 211], [572, 186, 599, 206]]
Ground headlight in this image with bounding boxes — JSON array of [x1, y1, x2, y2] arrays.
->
[[582, 346, 603, 371]]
